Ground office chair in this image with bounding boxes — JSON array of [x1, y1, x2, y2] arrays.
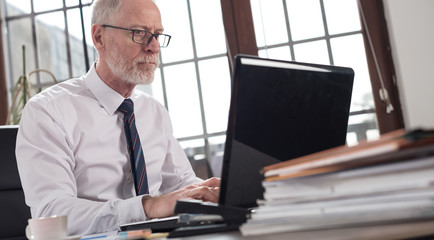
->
[[0, 125, 31, 240]]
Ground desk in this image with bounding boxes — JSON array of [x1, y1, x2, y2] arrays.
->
[[170, 224, 434, 240], [81, 231, 293, 240], [82, 220, 434, 240]]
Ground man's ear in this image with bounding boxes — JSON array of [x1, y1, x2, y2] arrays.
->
[[92, 24, 105, 51]]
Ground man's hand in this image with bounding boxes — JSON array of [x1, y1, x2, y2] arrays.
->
[[142, 177, 220, 219]]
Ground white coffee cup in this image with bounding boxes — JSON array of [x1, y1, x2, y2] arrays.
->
[[25, 215, 68, 240]]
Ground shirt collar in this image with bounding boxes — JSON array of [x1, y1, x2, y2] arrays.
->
[[86, 63, 126, 115]]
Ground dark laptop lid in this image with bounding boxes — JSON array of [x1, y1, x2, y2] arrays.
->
[[219, 55, 354, 208]]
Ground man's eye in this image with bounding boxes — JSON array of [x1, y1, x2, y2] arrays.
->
[[133, 30, 145, 36]]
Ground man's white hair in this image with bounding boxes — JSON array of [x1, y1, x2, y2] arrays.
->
[[91, 0, 157, 25], [91, 0, 122, 25]]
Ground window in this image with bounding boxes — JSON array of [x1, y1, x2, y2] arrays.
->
[[250, 0, 379, 146], [2, 0, 95, 91], [1, 0, 231, 179], [0, 0, 404, 178], [139, 0, 231, 179]]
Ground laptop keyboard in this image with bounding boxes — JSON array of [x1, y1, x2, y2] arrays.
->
[[119, 199, 250, 237]]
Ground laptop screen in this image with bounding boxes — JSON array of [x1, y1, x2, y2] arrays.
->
[[219, 55, 354, 208]]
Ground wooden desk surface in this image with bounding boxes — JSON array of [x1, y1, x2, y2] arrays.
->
[[170, 221, 434, 240], [82, 220, 434, 240]]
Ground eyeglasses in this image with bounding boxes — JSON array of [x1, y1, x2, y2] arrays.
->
[[102, 24, 171, 48]]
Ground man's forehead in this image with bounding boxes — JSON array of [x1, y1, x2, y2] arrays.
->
[[118, 0, 160, 14], [116, 0, 162, 27], [118, 0, 161, 22]]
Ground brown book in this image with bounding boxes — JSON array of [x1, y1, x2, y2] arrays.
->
[[263, 129, 434, 181]]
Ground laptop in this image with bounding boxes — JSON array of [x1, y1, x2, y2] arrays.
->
[[120, 54, 354, 236]]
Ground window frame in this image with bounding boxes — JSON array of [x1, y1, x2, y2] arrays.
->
[[0, 14, 7, 123], [220, 0, 404, 134], [0, 0, 94, 125], [357, 0, 404, 133], [0, 0, 404, 132]]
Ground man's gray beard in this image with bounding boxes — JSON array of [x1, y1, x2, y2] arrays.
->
[[106, 47, 158, 85]]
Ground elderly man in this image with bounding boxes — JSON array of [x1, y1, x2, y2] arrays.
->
[[16, 0, 219, 235]]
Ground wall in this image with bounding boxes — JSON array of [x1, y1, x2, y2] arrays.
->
[[382, 0, 434, 129]]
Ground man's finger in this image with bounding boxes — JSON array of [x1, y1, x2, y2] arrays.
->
[[198, 177, 220, 188], [189, 186, 219, 203]]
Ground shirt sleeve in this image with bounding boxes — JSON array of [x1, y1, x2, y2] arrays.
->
[[16, 100, 146, 235]]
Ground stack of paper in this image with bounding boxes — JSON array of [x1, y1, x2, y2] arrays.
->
[[240, 129, 434, 239]]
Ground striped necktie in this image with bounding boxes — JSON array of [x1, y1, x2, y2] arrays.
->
[[118, 98, 149, 195]]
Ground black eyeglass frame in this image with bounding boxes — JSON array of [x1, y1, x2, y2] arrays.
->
[[102, 24, 171, 47]]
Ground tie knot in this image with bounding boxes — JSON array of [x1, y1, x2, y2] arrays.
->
[[118, 98, 134, 114]]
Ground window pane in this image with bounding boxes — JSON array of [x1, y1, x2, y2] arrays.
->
[[158, 0, 194, 63], [251, 0, 288, 47], [65, 1, 93, 8], [6, 18, 36, 86], [5, 0, 31, 16], [65, 0, 79, 7], [347, 113, 379, 146], [67, 9, 87, 77], [324, 0, 361, 35], [136, 69, 165, 106], [33, 0, 63, 12], [82, 6, 97, 65], [135, 85, 152, 96], [330, 34, 374, 112], [35, 12, 69, 81], [294, 40, 330, 65], [286, 0, 325, 41], [190, 0, 226, 57], [151, 70, 165, 105], [198, 57, 231, 134], [164, 63, 203, 138], [258, 46, 292, 61]]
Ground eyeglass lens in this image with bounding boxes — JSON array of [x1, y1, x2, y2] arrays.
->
[[133, 31, 170, 47]]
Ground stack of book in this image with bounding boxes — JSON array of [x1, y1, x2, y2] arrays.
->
[[240, 129, 434, 239]]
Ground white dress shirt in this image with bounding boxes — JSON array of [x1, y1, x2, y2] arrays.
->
[[16, 63, 202, 235]]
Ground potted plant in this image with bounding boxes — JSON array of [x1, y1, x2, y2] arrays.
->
[[5, 45, 57, 125]]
